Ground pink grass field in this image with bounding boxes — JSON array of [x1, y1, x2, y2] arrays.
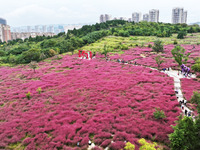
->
[[109, 44, 200, 70], [0, 54, 181, 150]]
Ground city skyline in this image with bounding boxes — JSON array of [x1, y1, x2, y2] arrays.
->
[[0, 0, 200, 26]]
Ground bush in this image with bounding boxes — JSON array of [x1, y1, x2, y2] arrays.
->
[[48, 49, 57, 57], [173, 40, 178, 45], [37, 87, 42, 94], [120, 45, 129, 50], [192, 58, 200, 72], [153, 108, 166, 119], [148, 44, 152, 48], [124, 142, 135, 150], [138, 138, 160, 150], [191, 91, 200, 113], [29, 61, 38, 73], [177, 31, 187, 39], [26, 91, 31, 100], [152, 40, 164, 53]]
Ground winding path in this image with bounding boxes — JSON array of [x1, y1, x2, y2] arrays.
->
[[161, 69, 196, 118], [87, 60, 197, 150]]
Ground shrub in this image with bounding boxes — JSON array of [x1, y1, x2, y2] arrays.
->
[[138, 138, 160, 150], [120, 45, 129, 50], [0, 50, 6, 56], [153, 108, 166, 119], [152, 40, 164, 53], [177, 31, 187, 39], [29, 61, 38, 73], [26, 91, 31, 100], [148, 44, 152, 48], [173, 40, 178, 45], [191, 91, 200, 113], [124, 142, 135, 150], [49, 49, 57, 57], [37, 87, 42, 94]]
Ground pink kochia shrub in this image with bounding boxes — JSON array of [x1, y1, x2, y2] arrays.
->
[[181, 78, 200, 101], [0, 55, 180, 149], [110, 44, 200, 70]]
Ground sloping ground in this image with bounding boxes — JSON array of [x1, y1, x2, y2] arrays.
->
[[109, 44, 200, 70], [0, 55, 180, 149]]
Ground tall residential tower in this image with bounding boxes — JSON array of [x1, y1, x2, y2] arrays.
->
[[0, 18, 11, 42], [132, 12, 142, 23], [149, 9, 159, 22], [172, 8, 187, 24], [100, 14, 112, 23]]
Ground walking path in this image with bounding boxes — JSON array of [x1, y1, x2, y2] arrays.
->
[[87, 59, 197, 150], [161, 69, 196, 118]]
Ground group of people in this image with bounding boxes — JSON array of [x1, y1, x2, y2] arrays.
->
[[162, 67, 171, 72], [180, 64, 191, 77], [175, 90, 193, 117], [77, 140, 92, 147]]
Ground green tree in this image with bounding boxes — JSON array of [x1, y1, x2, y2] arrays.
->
[[152, 40, 164, 53], [171, 45, 190, 66], [22, 48, 41, 63], [169, 116, 199, 150], [101, 44, 110, 59], [155, 55, 164, 69]]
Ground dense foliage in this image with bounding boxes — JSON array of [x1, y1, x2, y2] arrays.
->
[[169, 115, 200, 150], [1, 21, 200, 64]]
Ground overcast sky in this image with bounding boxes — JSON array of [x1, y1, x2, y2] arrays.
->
[[1, 0, 200, 27]]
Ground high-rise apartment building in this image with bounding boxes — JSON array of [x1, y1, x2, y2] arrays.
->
[[0, 18, 11, 42], [100, 15, 105, 23], [132, 12, 141, 23], [105, 14, 112, 22], [149, 9, 159, 22], [100, 14, 112, 23], [143, 14, 149, 22], [42, 25, 47, 33], [172, 8, 187, 24]]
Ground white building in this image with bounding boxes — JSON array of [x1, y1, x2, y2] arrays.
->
[[149, 9, 159, 22], [132, 12, 142, 23], [100, 14, 112, 23], [105, 14, 112, 21], [143, 14, 149, 22], [100, 14, 105, 23], [172, 8, 187, 24]]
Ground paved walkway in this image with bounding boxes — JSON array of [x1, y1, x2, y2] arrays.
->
[[161, 69, 196, 118], [87, 61, 197, 150]]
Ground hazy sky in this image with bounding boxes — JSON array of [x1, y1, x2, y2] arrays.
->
[[1, 0, 200, 27]]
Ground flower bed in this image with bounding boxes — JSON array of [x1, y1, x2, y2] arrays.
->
[[0, 55, 180, 149], [109, 44, 200, 70]]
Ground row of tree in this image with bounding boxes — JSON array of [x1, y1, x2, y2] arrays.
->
[[1, 20, 200, 64]]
